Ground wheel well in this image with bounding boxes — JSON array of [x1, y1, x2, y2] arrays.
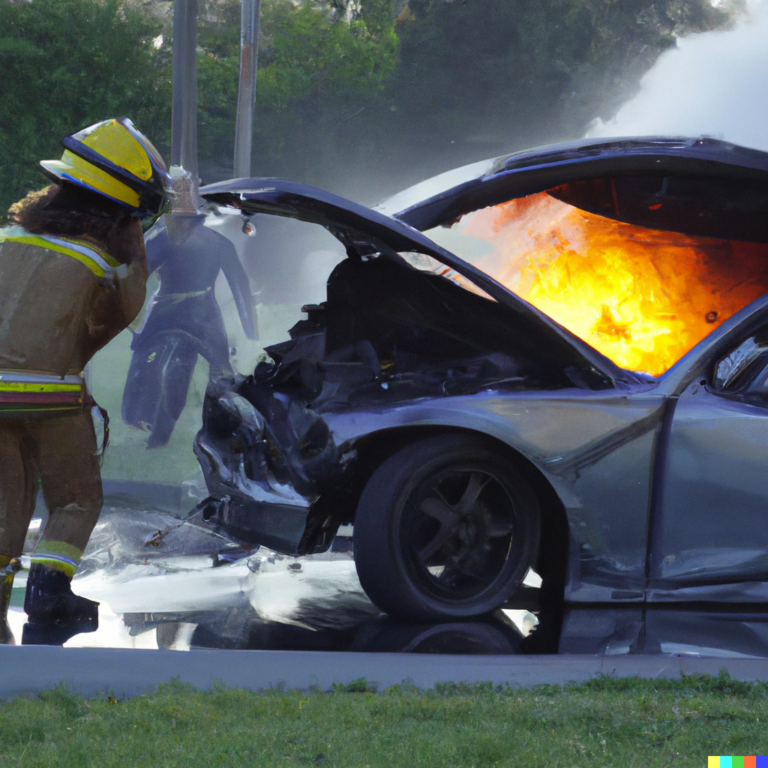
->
[[350, 424, 559, 502], [350, 426, 568, 650], [352, 427, 565, 569]]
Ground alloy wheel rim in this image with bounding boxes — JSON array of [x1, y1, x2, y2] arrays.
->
[[400, 465, 520, 603]]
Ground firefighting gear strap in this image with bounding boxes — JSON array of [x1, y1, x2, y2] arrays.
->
[[0, 230, 120, 278], [31, 542, 82, 580], [0, 372, 84, 414], [156, 288, 212, 305]]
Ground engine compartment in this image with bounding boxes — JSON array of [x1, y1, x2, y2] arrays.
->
[[251, 253, 608, 409], [195, 251, 618, 554]]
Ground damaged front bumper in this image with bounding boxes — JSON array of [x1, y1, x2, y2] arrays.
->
[[193, 376, 348, 555]]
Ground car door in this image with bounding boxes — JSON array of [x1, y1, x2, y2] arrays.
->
[[653, 328, 768, 600]]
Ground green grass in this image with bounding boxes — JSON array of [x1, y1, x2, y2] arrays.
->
[[0, 672, 766, 767]]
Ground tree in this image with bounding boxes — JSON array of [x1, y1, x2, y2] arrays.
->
[[0, 0, 399, 209], [193, 0, 399, 182], [0, 0, 170, 215], [0, 0, 743, 211], [355, 0, 746, 192]]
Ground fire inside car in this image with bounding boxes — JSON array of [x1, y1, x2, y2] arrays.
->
[[426, 187, 768, 377]]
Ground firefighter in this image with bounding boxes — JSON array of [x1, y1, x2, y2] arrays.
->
[[0, 118, 169, 645]]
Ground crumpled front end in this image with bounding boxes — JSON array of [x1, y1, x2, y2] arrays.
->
[[193, 373, 344, 555], [193, 243, 624, 558]]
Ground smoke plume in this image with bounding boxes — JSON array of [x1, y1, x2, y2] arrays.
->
[[587, 0, 768, 151]]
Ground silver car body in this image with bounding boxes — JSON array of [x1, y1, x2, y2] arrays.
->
[[196, 136, 768, 654]]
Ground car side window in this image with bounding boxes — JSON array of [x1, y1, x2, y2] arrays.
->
[[711, 335, 768, 404], [744, 362, 768, 400]]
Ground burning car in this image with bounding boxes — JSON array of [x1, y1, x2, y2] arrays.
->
[[192, 137, 768, 647]]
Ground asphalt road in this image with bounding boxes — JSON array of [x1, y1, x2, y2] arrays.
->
[[1, 647, 768, 699]]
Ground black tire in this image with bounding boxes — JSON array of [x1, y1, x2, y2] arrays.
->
[[353, 434, 541, 622]]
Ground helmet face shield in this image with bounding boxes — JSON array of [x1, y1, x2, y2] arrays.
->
[[51, 118, 170, 217]]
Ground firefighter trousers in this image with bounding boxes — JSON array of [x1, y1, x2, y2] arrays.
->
[[0, 412, 102, 559]]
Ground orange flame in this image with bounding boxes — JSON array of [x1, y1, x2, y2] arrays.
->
[[463, 192, 768, 375]]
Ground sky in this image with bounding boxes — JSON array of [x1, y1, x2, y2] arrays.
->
[[587, 0, 768, 151]]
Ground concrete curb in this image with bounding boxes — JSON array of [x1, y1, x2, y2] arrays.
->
[[2, 647, 768, 699]]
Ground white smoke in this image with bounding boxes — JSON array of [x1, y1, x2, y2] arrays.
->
[[587, 0, 768, 151]]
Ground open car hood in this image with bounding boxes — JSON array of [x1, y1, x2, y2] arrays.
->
[[386, 136, 768, 240], [201, 178, 635, 387]]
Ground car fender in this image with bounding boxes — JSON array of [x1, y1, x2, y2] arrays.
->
[[324, 388, 666, 600]]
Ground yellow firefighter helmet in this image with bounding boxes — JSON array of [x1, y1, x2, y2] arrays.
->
[[40, 118, 170, 216]]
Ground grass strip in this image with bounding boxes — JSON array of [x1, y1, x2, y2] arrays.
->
[[0, 671, 766, 767]]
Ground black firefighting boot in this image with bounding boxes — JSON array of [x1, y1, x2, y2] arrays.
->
[[1, 558, 21, 645], [22, 564, 99, 646]]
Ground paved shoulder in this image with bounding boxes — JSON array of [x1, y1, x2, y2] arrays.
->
[[3, 648, 768, 699]]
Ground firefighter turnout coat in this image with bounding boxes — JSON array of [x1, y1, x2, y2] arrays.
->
[[0, 226, 147, 413]]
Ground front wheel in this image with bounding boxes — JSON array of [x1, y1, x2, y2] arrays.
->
[[353, 434, 541, 622]]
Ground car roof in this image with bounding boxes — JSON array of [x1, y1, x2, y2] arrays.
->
[[388, 136, 768, 234]]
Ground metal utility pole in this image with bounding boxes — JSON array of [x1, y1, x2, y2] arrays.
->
[[234, 0, 261, 178], [171, 0, 199, 178]]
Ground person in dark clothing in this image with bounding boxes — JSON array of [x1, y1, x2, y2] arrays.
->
[[122, 172, 256, 447]]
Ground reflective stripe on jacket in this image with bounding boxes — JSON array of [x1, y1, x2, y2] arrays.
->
[[0, 228, 121, 279], [0, 371, 84, 415]]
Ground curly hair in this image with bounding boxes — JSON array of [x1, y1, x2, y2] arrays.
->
[[7, 183, 144, 264]]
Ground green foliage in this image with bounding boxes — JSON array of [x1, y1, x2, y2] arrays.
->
[[332, 676, 380, 692], [246, 0, 744, 197], [198, 0, 242, 59], [0, 0, 171, 216], [197, 50, 240, 164], [0, 0, 398, 212], [0, 0, 744, 211], [388, 0, 745, 154], [258, 0, 398, 109], [195, 0, 399, 180]]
